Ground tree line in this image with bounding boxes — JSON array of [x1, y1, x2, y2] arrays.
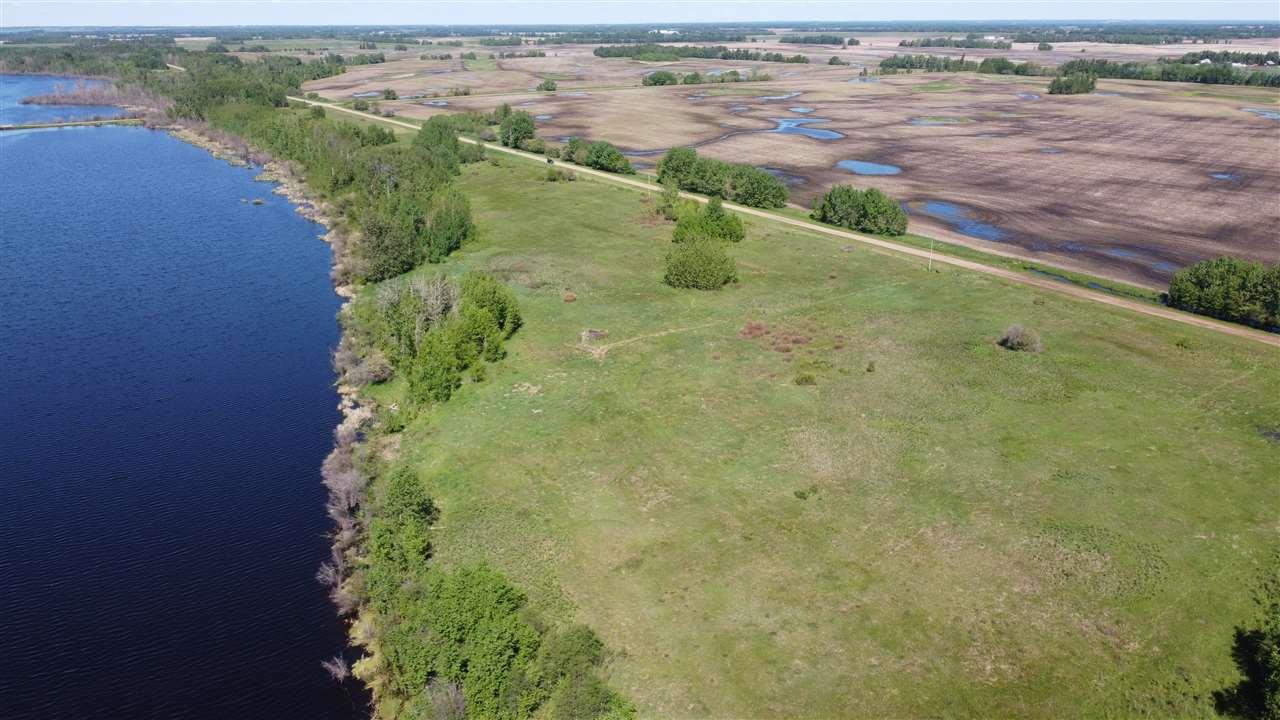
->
[[899, 35, 1013, 50], [656, 147, 789, 209], [593, 44, 808, 63]]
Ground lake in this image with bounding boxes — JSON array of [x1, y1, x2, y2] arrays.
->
[[0, 74, 127, 124], [0, 77, 355, 719]]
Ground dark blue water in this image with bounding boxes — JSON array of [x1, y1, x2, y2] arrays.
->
[[0, 74, 126, 124], [0, 124, 355, 718], [837, 159, 902, 176]]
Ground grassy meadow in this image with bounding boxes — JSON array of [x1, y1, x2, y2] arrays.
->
[[370, 154, 1279, 717]]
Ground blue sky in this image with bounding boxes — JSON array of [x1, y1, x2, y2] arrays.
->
[[3, 0, 1278, 28]]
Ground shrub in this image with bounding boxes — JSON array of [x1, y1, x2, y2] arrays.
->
[[536, 78, 558, 91], [461, 272, 523, 337], [656, 178, 682, 220], [1048, 73, 1096, 94], [642, 70, 679, 86], [656, 147, 698, 186], [998, 324, 1043, 352], [499, 110, 536, 147], [1038, 42, 1054, 51], [415, 115, 460, 160], [308, 104, 326, 119], [545, 167, 575, 182], [519, 137, 546, 154], [545, 145, 561, 159], [673, 197, 745, 243], [353, 99, 369, 111], [563, 137, 589, 164], [382, 88, 398, 100], [726, 165, 788, 208], [1167, 257, 1279, 330], [424, 188, 473, 262], [810, 185, 908, 236], [664, 239, 737, 290], [658, 147, 787, 208], [682, 71, 703, 84], [408, 329, 463, 403], [583, 141, 633, 174]]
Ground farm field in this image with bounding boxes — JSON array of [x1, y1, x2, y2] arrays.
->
[[339, 63, 1280, 286], [378, 154, 1280, 718]]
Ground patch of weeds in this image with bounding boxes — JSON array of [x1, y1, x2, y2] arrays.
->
[[794, 372, 817, 386], [794, 485, 819, 500], [1260, 427, 1280, 444], [1032, 521, 1168, 599], [998, 324, 1043, 353], [865, 360, 876, 373]]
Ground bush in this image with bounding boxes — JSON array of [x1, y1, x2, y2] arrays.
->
[[998, 324, 1043, 352], [308, 104, 326, 119], [353, 99, 369, 111], [563, 137, 589, 165], [657, 147, 787, 208], [545, 145, 561, 159], [519, 137, 546, 154], [726, 165, 788, 208], [499, 110, 536, 147], [642, 70, 679, 86], [810, 185, 908, 236], [382, 88, 398, 100], [673, 197, 745, 243], [583, 141, 633, 174], [408, 329, 463, 403], [1048, 73, 1097, 94], [656, 178, 682, 220], [1038, 42, 1054, 51], [664, 239, 737, 290], [545, 167, 576, 182], [536, 78, 558, 91], [461, 272, 523, 337], [424, 188, 473, 262], [1167, 257, 1279, 330]]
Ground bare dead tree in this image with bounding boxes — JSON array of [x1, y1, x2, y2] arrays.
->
[[427, 679, 466, 720], [320, 654, 350, 682]]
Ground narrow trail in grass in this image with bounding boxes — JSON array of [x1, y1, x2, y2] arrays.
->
[[290, 95, 1280, 349]]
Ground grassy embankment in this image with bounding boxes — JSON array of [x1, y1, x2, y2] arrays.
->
[[362, 150, 1280, 717]]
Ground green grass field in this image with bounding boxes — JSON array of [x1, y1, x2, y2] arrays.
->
[[374, 155, 1279, 717]]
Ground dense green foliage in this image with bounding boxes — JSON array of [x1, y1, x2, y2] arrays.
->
[[977, 57, 1045, 75], [656, 147, 788, 208], [1057, 58, 1280, 87], [1174, 50, 1280, 66], [642, 70, 678, 86], [780, 34, 856, 45], [673, 197, 745, 244], [594, 44, 808, 63], [1167, 257, 1280, 330], [1047, 73, 1097, 95], [810, 186, 908, 236], [556, 140, 634, 174], [664, 239, 738, 290], [500, 110, 536, 148], [900, 34, 1012, 49], [879, 54, 978, 73], [536, 78, 558, 91]]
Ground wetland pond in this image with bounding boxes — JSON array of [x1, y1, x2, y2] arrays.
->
[[837, 160, 902, 176]]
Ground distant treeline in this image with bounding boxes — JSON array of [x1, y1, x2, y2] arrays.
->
[[899, 35, 1013, 50], [779, 34, 858, 46], [1058, 58, 1280, 87], [594, 44, 808, 63], [541, 30, 748, 44], [642, 68, 772, 85], [1170, 50, 1280, 65], [876, 52, 1280, 87]]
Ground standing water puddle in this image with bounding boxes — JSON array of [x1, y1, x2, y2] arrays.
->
[[908, 200, 1006, 241], [770, 117, 843, 140], [1242, 107, 1280, 121], [763, 167, 808, 186], [1210, 171, 1240, 181], [837, 159, 902, 176], [1039, 147, 1065, 154], [1016, 92, 1041, 100], [534, 114, 553, 120], [789, 106, 815, 113], [760, 91, 802, 101]]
